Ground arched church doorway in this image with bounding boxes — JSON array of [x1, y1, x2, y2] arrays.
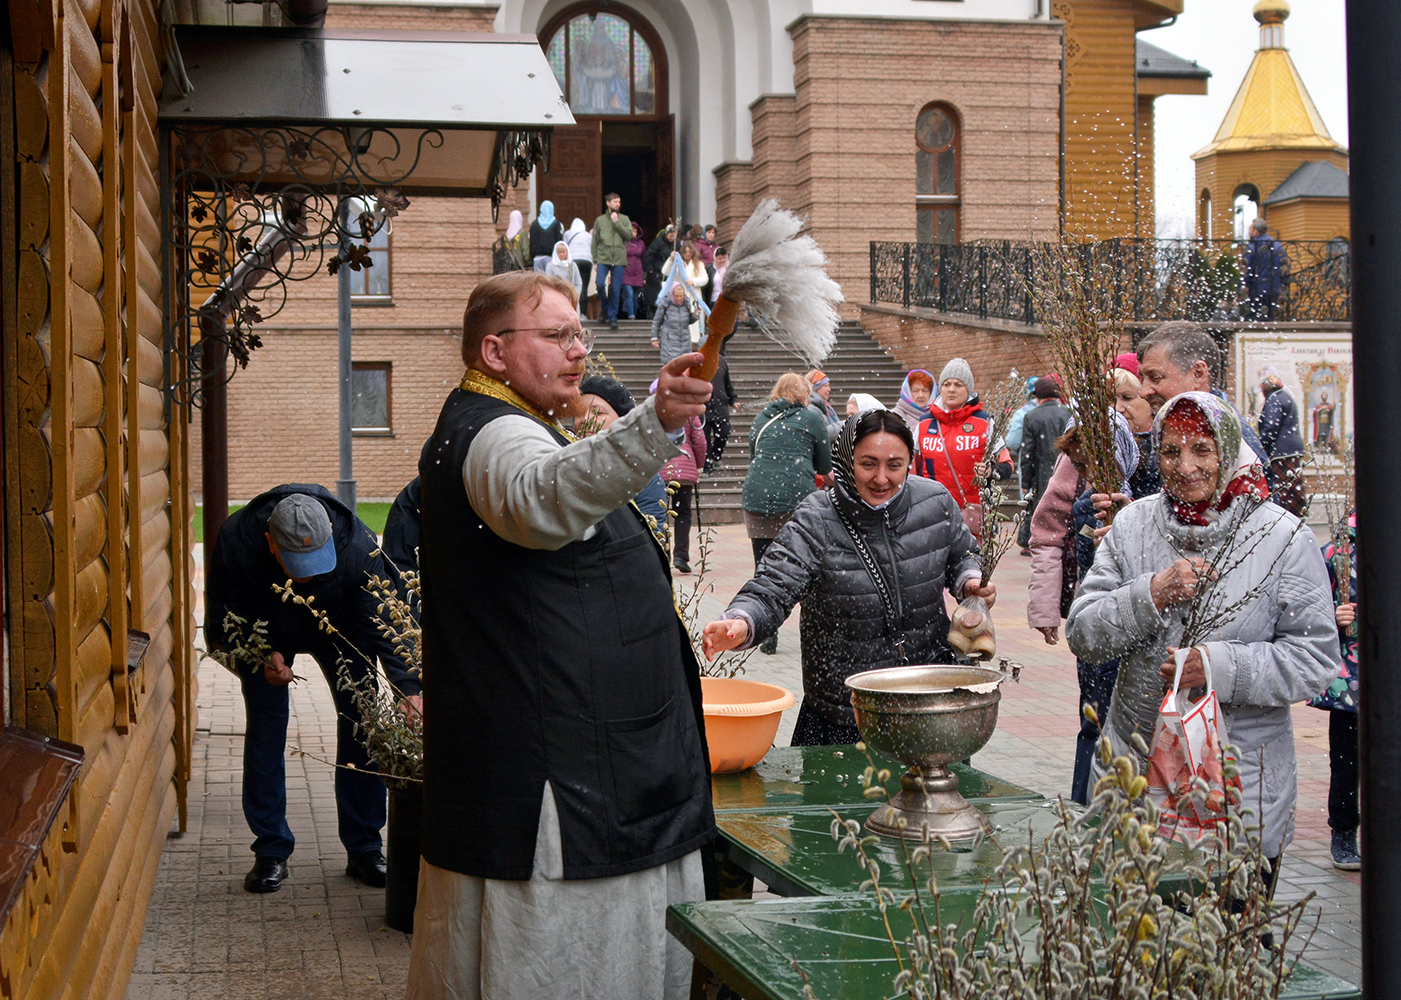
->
[[537, 3, 674, 242]]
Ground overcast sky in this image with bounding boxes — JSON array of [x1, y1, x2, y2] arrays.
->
[[1148, 0, 1348, 238]]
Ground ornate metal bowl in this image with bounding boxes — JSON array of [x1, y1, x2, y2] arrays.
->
[[846, 664, 1013, 842]]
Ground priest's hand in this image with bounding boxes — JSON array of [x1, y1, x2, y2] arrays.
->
[[655, 352, 713, 431], [703, 619, 750, 660]]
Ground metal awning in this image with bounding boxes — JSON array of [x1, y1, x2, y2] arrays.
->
[[161, 25, 574, 196]]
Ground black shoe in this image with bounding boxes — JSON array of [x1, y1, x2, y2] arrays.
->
[[674, 559, 692, 574], [243, 857, 290, 894], [1332, 830, 1361, 871], [608, 320, 619, 329], [346, 850, 388, 887], [759, 635, 778, 655]]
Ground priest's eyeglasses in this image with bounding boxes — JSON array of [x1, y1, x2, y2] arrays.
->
[[499, 324, 594, 354]]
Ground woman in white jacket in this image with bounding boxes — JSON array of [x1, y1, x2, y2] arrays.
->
[[564, 218, 593, 318], [1066, 391, 1338, 872], [543, 241, 582, 300]]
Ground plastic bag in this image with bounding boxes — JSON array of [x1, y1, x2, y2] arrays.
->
[[1145, 647, 1236, 846], [948, 595, 996, 660]]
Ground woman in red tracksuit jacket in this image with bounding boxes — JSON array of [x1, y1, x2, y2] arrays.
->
[[914, 359, 1011, 538]]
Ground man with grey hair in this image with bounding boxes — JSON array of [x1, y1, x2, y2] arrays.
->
[[1135, 320, 1266, 485], [1242, 217, 1287, 320]]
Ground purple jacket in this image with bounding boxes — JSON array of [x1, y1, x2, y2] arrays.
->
[[624, 236, 646, 286]]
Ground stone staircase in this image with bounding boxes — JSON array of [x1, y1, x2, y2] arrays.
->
[[586, 320, 910, 524]]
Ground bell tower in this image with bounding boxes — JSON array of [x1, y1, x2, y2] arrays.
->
[[1191, 0, 1348, 242]]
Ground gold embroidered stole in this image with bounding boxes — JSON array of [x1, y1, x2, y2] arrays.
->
[[460, 368, 577, 442]]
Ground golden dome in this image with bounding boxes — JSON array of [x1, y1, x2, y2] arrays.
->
[[1253, 0, 1290, 25]]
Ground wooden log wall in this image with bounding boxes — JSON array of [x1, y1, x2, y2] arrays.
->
[[1, 0, 195, 998]]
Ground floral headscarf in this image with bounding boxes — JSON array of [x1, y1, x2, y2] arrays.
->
[[1152, 391, 1269, 525], [897, 371, 934, 418]]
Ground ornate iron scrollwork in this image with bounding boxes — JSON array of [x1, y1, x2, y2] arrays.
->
[[488, 129, 551, 222], [165, 122, 547, 406], [869, 238, 1352, 326]]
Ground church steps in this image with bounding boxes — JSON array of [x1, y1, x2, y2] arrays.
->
[[585, 320, 911, 523]]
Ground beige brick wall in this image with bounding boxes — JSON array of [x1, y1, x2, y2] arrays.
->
[[192, 326, 464, 502], [859, 306, 1054, 393], [713, 161, 755, 247], [326, 3, 498, 31], [784, 17, 1063, 310]]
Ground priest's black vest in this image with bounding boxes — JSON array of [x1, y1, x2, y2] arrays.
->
[[418, 388, 714, 880]]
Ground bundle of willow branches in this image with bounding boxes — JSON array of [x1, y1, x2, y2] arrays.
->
[[1030, 240, 1128, 515], [828, 733, 1318, 1000]]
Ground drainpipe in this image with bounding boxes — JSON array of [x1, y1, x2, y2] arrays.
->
[[1348, 1, 1401, 994]]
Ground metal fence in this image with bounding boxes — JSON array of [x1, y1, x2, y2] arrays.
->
[[869, 238, 1352, 324]]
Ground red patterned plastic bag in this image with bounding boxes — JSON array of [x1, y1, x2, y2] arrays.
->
[[1145, 646, 1234, 846]]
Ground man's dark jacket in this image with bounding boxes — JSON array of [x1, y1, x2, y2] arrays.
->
[[381, 476, 422, 573], [205, 483, 421, 695], [1020, 400, 1072, 499], [1257, 388, 1306, 462]]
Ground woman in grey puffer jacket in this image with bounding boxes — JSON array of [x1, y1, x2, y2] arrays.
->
[[650, 283, 695, 364], [1067, 392, 1338, 863], [705, 409, 989, 745]]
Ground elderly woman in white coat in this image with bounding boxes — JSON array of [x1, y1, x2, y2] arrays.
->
[[1066, 391, 1338, 875]]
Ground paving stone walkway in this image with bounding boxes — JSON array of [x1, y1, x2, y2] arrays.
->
[[126, 523, 1362, 998]]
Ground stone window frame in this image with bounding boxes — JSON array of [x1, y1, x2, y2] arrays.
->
[[915, 101, 962, 245], [351, 361, 394, 436]]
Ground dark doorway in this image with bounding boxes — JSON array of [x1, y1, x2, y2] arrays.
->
[[602, 121, 660, 242]]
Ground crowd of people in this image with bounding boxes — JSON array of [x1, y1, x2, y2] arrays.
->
[[495, 197, 727, 334], [204, 256, 1358, 998]]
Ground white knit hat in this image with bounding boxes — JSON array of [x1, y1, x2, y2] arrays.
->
[[940, 358, 974, 395]]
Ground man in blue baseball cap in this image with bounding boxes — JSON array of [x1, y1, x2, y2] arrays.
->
[[206, 483, 422, 894]]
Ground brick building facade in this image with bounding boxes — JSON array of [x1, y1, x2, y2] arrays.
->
[[205, 0, 1207, 502]]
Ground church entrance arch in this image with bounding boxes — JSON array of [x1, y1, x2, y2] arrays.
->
[[537, 3, 674, 242]]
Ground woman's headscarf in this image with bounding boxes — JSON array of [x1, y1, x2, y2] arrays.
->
[[506, 210, 523, 239], [897, 371, 934, 419], [831, 413, 911, 511], [1152, 391, 1269, 525], [1063, 409, 1140, 494], [567, 217, 587, 238], [544, 241, 574, 282], [537, 200, 556, 229], [847, 393, 885, 413]]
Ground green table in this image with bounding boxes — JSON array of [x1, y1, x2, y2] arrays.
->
[[711, 744, 1042, 816], [668, 895, 1362, 1000], [716, 798, 1067, 898]]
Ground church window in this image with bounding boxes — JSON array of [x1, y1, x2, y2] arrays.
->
[[545, 10, 658, 117], [1200, 190, 1213, 240], [915, 103, 960, 244], [1232, 184, 1260, 241]]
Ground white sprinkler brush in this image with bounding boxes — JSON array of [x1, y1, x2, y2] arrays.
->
[[694, 200, 843, 381]]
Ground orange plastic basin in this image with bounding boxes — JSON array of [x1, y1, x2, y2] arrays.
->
[[700, 677, 797, 774]]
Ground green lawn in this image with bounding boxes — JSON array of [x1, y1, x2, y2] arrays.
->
[[193, 502, 393, 543]]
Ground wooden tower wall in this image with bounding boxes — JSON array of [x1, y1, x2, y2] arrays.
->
[[0, 0, 195, 997]]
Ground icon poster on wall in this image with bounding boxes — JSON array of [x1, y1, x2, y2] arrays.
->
[[1235, 331, 1353, 462]]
